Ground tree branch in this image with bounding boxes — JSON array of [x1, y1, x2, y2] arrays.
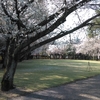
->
[[19, 13, 100, 57], [19, 0, 34, 13], [1, 0, 17, 22], [20, 0, 93, 50]]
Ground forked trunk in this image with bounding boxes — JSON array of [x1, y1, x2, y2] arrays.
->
[[1, 58, 17, 91], [1, 37, 18, 91]]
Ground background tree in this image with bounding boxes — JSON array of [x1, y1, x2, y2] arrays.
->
[[87, 8, 100, 38], [0, 0, 100, 91]]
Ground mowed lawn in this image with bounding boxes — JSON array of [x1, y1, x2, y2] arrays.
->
[[0, 59, 100, 92]]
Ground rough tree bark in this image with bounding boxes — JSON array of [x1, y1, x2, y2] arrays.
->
[[2, 38, 10, 69], [1, 38, 18, 91]]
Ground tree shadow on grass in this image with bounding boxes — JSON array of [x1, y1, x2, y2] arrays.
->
[[1, 87, 63, 100], [4, 75, 100, 100], [0, 87, 33, 100]]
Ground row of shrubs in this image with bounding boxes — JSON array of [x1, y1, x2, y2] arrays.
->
[[32, 53, 96, 60], [0, 53, 99, 64]]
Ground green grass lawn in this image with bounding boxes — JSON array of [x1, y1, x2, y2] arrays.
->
[[0, 59, 100, 95], [1, 59, 100, 90], [10, 59, 100, 90]]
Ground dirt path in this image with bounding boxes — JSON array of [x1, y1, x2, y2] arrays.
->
[[8, 75, 100, 100]]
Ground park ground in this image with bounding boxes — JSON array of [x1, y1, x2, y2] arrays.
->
[[9, 74, 100, 100], [0, 59, 100, 100]]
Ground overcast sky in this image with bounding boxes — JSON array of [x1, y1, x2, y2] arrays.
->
[[55, 8, 96, 43]]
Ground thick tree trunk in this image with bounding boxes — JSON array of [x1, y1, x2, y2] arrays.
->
[[1, 37, 18, 91], [2, 52, 7, 69], [2, 38, 10, 69], [1, 58, 17, 91]]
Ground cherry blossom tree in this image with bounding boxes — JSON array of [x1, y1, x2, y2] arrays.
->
[[0, 0, 100, 91]]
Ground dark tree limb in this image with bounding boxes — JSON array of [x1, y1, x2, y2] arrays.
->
[[19, 12, 100, 58]]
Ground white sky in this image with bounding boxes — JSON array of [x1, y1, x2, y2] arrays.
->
[[43, 0, 97, 43], [42, 0, 99, 52], [55, 8, 96, 42]]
